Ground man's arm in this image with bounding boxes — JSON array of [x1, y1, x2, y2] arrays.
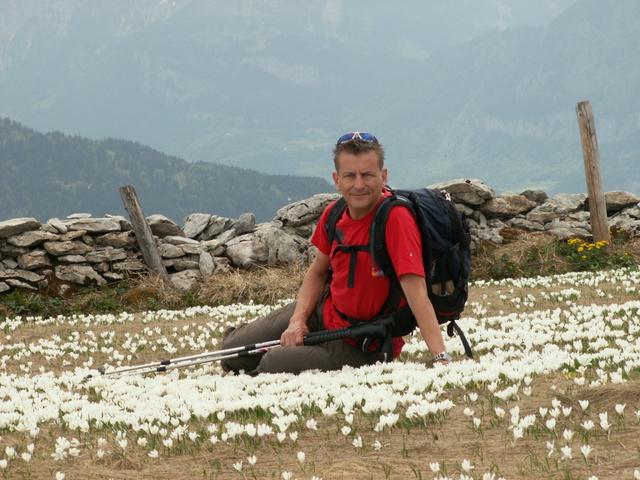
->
[[280, 251, 330, 346], [399, 274, 449, 363]]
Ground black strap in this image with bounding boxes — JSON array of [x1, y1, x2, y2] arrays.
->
[[446, 320, 473, 359], [332, 228, 368, 288]]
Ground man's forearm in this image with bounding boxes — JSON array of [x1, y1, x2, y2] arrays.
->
[[289, 266, 328, 326], [399, 275, 446, 355]]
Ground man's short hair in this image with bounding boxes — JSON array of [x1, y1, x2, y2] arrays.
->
[[333, 139, 385, 170]]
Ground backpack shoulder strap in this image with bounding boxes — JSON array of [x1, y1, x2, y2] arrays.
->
[[325, 197, 348, 246]]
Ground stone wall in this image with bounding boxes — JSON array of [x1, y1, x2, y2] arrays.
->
[[1, 180, 639, 294]]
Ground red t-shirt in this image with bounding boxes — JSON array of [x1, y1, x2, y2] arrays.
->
[[311, 191, 425, 358]]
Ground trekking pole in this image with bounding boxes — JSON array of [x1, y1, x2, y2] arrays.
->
[[93, 321, 391, 377], [92, 339, 281, 377]]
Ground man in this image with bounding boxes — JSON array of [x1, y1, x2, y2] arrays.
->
[[221, 132, 451, 374]]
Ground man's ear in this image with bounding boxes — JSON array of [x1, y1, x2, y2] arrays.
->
[[332, 171, 339, 188], [381, 168, 388, 184]]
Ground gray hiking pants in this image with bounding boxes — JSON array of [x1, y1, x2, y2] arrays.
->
[[220, 302, 383, 374]]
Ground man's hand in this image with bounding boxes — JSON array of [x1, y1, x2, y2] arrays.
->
[[280, 321, 309, 347]]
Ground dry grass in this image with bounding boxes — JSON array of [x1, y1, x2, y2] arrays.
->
[[197, 263, 306, 305]]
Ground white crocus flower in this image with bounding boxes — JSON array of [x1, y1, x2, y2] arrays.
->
[[461, 459, 474, 472], [580, 444, 592, 459], [560, 446, 572, 460]]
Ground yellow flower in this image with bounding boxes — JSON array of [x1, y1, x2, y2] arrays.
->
[[581, 255, 587, 260], [577, 246, 584, 253]]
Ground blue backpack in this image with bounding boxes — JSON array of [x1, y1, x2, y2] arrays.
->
[[325, 187, 473, 359]]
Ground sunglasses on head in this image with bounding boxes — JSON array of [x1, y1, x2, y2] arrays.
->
[[336, 131, 379, 145]]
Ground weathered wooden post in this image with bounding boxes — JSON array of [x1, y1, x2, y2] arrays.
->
[[119, 185, 172, 286], [576, 101, 611, 246]]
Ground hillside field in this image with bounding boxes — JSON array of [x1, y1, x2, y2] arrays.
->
[[1, 268, 639, 479]]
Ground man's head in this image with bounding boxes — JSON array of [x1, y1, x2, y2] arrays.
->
[[332, 132, 387, 220], [333, 132, 385, 170]]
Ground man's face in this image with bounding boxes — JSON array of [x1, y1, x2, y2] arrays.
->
[[332, 150, 387, 219]]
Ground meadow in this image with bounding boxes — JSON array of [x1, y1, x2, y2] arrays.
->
[[1, 267, 639, 479]]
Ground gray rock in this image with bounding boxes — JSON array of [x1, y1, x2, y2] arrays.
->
[[55, 265, 106, 286], [276, 193, 340, 227], [200, 215, 233, 240], [95, 232, 136, 249], [67, 213, 92, 219], [17, 250, 52, 270], [58, 255, 88, 264], [0, 281, 9, 293], [568, 211, 591, 222], [104, 214, 133, 231], [170, 269, 200, 291], [520, 189, 548, 204], [545, 218, 591, 232], [64, 217, 122, 234], [0, 268, 44, 283], [60, 230, 87, 241], [487, 219, 507, 229], [526, 194, 587, 224], [454, 203, 474, 216], [225, 223, 308, 267], [82, 234, 95, 246], [625, 206, 640, 220], [163, 258, 200, 271], [1, 258, 18, 269], [112, 258, 147, 272], [0, 242, 29, 257], [44, 240, 93, 256], [480, 194, 537, 219], [609, 211, 640, 236], [46, 218, 68, 234], [506, 217, 545, 231], [147, 214, 184, 237], [474, 228, 503, 244], [214, 257, 232, 273], [179, 243, 203, 255], [0, 218, 41, 238], [470, 210, 488, 228], [200, 239, 225, 256], [600, 191, 640, 214], [158, 243, 185, 259], [5, 278, 38, 291], [93, 262, 110, 273], [233, 213, 256, 235], [546, 227, 591, 241], [85, 247, 128, 263], [163, 236, 200, 246], [103, 272, 125, 281], [214, 228, 238, 245], [183, 213, 211, 238], [199, 251, 215, 276], [427, 179, 495, 206], [7, 230, 58, 248]]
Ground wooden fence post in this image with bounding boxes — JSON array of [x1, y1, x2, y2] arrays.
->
[[119, 185, 172, 286], [576, 101, 611, 246]]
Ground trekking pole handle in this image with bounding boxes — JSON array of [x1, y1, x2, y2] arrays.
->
[[303, 323, 388, 346]]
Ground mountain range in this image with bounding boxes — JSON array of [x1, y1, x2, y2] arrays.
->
[[0, 0, 637, 200], [0, 117, 331, 222]]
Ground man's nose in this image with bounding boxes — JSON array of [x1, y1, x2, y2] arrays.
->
[[354, 174, 365, 188]]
